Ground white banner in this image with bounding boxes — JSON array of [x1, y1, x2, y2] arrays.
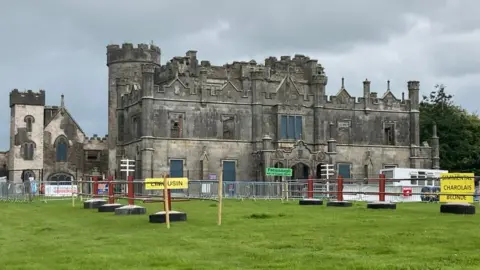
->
[[45, 185, 78, 197]]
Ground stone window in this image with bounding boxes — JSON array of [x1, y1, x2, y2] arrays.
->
[[280, 115, 302, 140], [118, 114, 124, 142], [22, 142, 35, 160], [48, 173, 73, 185], [222, 115, 235, 140], [24, 115, 34, 133], [384, 122, 395, 145], [170, 115, 183, 138], [131, 116, 141, 138], [55, 136, 68, 162], [86, 150, 101, 161]]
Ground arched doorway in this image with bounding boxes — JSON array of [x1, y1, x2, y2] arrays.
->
[[291, 162, 310, 197], [316, 163, 325, 179], [291, 162, 309, 180], [22, 170, 35, 182]]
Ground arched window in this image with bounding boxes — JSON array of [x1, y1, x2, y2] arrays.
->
[[55, 136, 68, 162], [22, 142, 35, 160], [24, 115, 35, 133], [48, 173, 73, 186]]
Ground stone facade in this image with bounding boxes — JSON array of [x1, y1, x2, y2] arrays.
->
[[0, 151, 7, 177], [107, 43, 440, 181], [4, 90, 108, 183]]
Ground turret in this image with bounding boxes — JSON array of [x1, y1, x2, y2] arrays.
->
[[106, 43, 161, 66], [9, 89, 45, 107], [408, 81, 420, 110]]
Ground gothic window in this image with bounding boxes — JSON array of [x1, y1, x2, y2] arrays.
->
[[118, 114, 124, 142], [22, 142, 35, 160], [48, 173, 73, 185], [280, 115, 302, 140], [384, 123, 395, 145], [131, 116, 141, 138], [55, 136, 68, 162], [170, 115, 183, 138], [24, 115, 35, 133], [222, 115, 235, 140]]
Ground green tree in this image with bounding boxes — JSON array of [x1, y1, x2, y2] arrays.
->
[[420, 84, 480, 174]]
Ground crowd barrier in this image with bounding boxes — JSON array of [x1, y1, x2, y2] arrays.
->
[[75, 175, 479, 204], [2, 175, 478, 204], [0, 180, 78, 202]]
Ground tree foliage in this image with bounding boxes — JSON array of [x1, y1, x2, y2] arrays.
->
[[420, 84, 480, 174]]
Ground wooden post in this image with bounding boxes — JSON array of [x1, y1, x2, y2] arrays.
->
[[163, 173, 170, 229], [379, 174, 386, 202], [307, 175, 314, 199], [127, 175, 134, 205], [337, 176, 344, 201], [218, 170, 223, 226]]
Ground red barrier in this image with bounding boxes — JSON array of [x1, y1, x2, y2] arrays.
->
[[307, 176, 313, 199], [107, 176, 114, 204], [92, 176, 99, 198], [379, 174, 386, 201], [337, 175, 344, 201], [127, 175, 134, 205]]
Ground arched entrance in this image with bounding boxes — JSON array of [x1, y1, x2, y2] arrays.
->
[[22, 170, 35, 182], [291, 162, 309, 180], [316, 163, 325, 179]]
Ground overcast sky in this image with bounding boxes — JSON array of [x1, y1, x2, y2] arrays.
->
[[1, 0, 479, 150]]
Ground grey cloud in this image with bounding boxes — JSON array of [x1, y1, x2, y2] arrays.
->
[[0, 0, 478, 150]]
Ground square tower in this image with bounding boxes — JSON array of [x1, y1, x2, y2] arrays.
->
[[9, 89, 45, 183]]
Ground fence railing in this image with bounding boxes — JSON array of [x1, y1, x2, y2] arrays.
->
[[2, 176, 479, 203]]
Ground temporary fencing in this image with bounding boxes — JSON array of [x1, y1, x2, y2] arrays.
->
[[3, 174, 479, 204], [0, 180, 78, 203]]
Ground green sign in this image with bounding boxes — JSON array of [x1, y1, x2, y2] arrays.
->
[[266, 167, 292, 177]]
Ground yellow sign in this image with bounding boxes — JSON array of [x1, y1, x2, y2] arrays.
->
[[145, 178, 189, 190], [440, 173, 475, 203]]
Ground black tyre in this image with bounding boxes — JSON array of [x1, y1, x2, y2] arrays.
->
[[367, 202, 396, 210], [440, 203, 475, 215], [326, 201, 353, 207], [149, 211, 187, 223], [299, 199, 323, 206]]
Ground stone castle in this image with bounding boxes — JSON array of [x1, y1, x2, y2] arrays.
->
[[0, 42, 440, 182]]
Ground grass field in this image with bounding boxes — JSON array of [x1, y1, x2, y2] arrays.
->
[[1, 199, 480, 270]]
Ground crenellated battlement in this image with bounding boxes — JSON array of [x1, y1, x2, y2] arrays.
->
[[107, 43, 161, 66], [9, 89, 46, 107], [85, 134, 108, 143], [160, 51, 325, 83]]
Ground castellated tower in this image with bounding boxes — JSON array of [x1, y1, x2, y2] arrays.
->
[[106, 43, 161, 175], [9, 89, 45, 183]]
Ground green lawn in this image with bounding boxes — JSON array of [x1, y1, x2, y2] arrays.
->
[[1, 199, 480, 270]]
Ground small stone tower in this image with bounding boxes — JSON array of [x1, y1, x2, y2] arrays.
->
[[106, 43, 161, 176], [9, 89, 46, 182]]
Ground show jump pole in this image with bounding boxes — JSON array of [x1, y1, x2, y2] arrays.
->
[[163, 173, 171, 229]]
